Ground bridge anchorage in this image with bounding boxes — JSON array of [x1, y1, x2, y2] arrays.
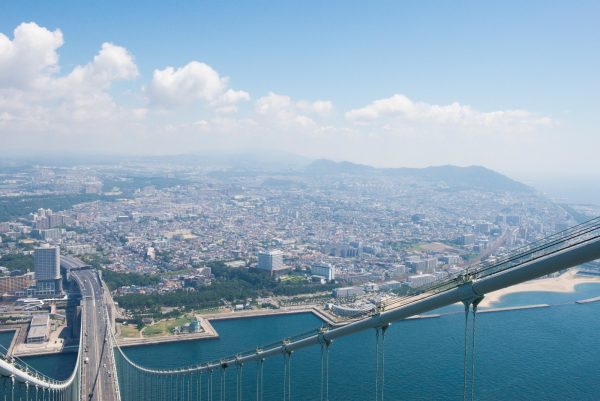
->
[[1, 216, 600, 400]]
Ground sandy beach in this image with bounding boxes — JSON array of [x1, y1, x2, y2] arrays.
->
[[479, 269, 600, 308]]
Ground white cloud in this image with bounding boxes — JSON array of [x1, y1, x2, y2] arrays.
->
[[255, 92, 293, 115], [145, 61, 249, 111], [146, 61, 224, 106], [0, 111, 12, 123], [60, 42, 138, 90], [297, 100, 333, 116], [211, 89, 251, 113], [0, 22, 571, 177], [346, 94, 553, 129], [0, 24, 138, 98], [255, 92, 315, 128], [254, 92, 334, 129], [0, 22, 142, 148], [219, 89, 251, 104], [0, 22, 63, 88]]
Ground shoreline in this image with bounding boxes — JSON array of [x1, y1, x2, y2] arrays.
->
[[116, 308, 336, 348], [478, 304, 550, 314], [0, 327, 20, 356], [117, 317, 218, 348], [478, 269, 600, 308], [203, 307, 336, 325], [11, 270, 600, 354]]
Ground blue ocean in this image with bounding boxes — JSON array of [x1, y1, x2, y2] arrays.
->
[[12, 283, 600, 400]]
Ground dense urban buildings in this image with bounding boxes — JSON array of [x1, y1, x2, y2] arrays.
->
[[0, 160, 598, 310]]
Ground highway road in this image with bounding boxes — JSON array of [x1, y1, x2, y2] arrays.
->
[[72, 269, 119, 401]]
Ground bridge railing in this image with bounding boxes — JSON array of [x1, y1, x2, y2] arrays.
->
[[378, 216, 600, 312], [0, 275, 86, 400]]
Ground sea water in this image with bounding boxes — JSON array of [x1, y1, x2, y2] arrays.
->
[[19, 284, 600, 400]]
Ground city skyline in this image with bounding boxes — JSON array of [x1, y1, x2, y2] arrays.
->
[[1, 2, 599, 181]]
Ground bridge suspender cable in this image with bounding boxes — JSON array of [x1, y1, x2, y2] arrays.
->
[[320, 343, 325, 401], [283, 352, 287, 401], [461, 296, 483, 401], [374, 324, 390, 401], [199, 370, 203, 401], [463, 301, 470, 401], [375, 327, 380, 401], [318, 328, 332, 401], [320, 339, 331, 401], [255, 360, 260, 401], [207, 369, 210, 401], [188, 370, 192, 401], [381, 323, 389, 401], [235, 361, 243, 401], [221, 364, 227, 401], [281, 348, 293, 401], [288, 352, 292, 401], [256, 358, 265, 401], [471, 297, 483, 401], [325, 342, 330, 401]]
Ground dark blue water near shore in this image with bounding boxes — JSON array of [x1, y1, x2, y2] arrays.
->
[[0, 331, 14, 352], [20, 283, 600, 400]]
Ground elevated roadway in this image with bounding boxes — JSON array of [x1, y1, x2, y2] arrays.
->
[[72, 269, 119, 401]]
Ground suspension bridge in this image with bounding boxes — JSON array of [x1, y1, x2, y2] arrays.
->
[[2, 217, 600, 400]]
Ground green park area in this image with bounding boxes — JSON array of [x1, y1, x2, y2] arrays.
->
[[142, 315, 193, 338], [119, 324, 141, 338]]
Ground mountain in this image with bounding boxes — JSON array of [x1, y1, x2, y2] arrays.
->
[[306, 159, 532, 193], [306, 159, 376, 175]]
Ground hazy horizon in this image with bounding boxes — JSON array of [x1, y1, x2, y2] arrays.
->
[[1, 149, 599, 205]]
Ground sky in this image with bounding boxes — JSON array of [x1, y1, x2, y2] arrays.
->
[[0, 1, 599, 182]]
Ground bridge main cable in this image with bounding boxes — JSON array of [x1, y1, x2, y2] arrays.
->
[[109, 219, 600, 376]]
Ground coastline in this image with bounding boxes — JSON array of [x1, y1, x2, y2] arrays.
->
[[116, 307, 335, 348], [11, 271, 600, 354], [203, 307, 336, 325], [0, 326, 20, 356], [117, 317, 218, 348], [478, 269, 600, 308]]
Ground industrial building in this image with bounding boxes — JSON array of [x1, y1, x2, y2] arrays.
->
[[26, 313, 50, 344]]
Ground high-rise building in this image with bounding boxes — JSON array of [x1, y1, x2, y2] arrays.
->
[[41, 228, 62, 241], [49, 214, 63, 228], [256, 250, 291, 277], [34, 245, 62, 295], [257, 250, 284, 272], [506, 215, 522, 227], [311, 262, 335, 281], [459, 234, 476, 246]]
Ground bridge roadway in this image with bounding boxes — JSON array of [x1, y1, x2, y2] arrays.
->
[[72, 269, 119, 401]]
